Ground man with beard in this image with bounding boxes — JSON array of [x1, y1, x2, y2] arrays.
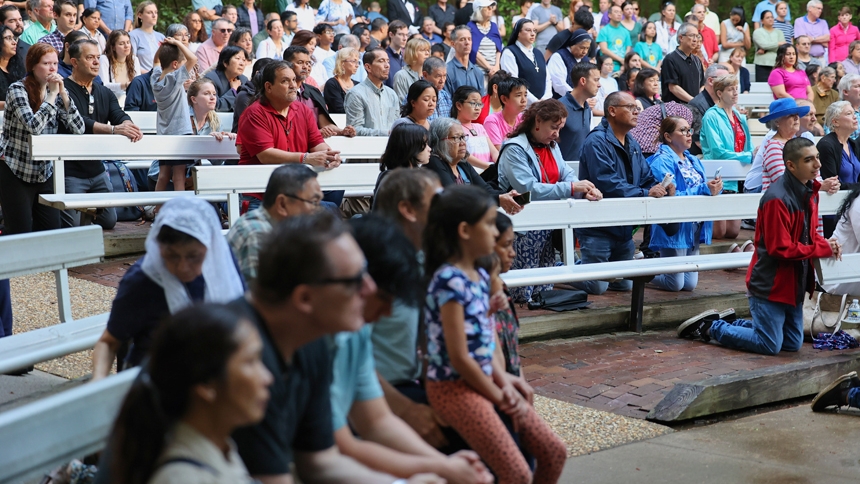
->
[[0, 5, 29, 61]]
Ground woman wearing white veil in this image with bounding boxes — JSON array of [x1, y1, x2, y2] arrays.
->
[[91, 196, 245, 381]]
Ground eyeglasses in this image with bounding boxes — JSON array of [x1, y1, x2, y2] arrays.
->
[[464, 101, 484, 108], [615, 103, 641, 113], [87, 93, 94, 114], [675, 128, 693, 135], [312, 267, 368, 292], [2, 35, 14, 42], [443, 135, 468, 143], [284, 193, 321, 206], [190, 18, 201, 23], [217, 28, 234, 34]]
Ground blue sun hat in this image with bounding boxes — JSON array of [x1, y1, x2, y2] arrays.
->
[[759, 98, 810, 123]]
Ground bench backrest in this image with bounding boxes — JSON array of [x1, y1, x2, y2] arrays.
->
[[0, 226, 103, 279], [325, 136, 388, 159], [738, 93, 774, 107], [815, 253, 860, 287], [566, 160, 750, 181], [0, 369, 138, 484], [31, 135, 239, 161], [193, 163, 381, 195], [126, 112, 233, 134]]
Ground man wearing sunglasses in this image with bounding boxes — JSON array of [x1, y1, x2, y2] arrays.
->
[[230, 211, 447, 483], [196, 17, 234, 72], [58, 38, 143, 229]]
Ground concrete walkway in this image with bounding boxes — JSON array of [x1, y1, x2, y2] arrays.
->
[[561, 404, 860, 483]]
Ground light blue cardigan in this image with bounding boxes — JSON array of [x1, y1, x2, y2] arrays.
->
[[498, 133, 579, 201], [700, 104, 753, 192]]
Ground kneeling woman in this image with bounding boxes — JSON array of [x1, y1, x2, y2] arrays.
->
[[107, 304, 272, 484], [92, 197, 245, 380], [647, 116, 722, 292]]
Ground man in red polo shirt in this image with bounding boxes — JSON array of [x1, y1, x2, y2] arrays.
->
[[238, 60, 342, 211]]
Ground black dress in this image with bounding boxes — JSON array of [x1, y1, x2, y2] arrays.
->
[[323, 76, 351, 114]]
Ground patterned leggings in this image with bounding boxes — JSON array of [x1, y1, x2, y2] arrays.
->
[[510, 230, 557, 303], [427, 380, 567, 484]]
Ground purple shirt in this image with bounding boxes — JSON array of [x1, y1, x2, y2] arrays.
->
[[248, 8, 259, 36], [794, 15, 829, 58], [768, 67, 810, 99]]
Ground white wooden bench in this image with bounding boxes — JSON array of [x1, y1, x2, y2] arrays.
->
[[126, 111, 233, 135], [0, 369, 139, 484], [567, 160, 753, 181], [193, 163, 381, 223], [0, 226, 107, 374], [738, 92, 774, 109], [815, 253, 860, 287], [749, 82, 771, 94]]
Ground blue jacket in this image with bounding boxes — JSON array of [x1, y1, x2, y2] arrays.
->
[[498, 132, 578, 201], [646, 144, 715, 250], [124, 72, 156, 112], [578, 119, 658, 241], [700, 104, 752, 191]]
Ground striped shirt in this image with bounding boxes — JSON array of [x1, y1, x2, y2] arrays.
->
[[774, 20, 794, 43], [761, 137, 824, 236], [0, 82, 85, 184]]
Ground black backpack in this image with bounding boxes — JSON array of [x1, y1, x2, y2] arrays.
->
[[104, 161, 143, 221]]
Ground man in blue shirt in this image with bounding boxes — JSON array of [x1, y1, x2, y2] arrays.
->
[[331, 216, 492, 483], [420, 16, 443, 43], [384, 19, 408, 89], [753, 0, 791, 29], [445, 25, 485, 97], [559, 62, 598, 162], [83, 0, 132, 33]]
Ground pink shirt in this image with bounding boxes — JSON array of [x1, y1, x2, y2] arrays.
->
[[195, 38, 222, 72], [829, 23, 860, 63], [767, 67, 810, 100], [483, 112, 523, 147]]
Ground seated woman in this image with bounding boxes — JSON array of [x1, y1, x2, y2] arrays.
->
[[99, 30, 141, 105], [426, 117, 522, 213], [256, 18, 286, 60], [633, 67, 660, 111], [824, 185, 860, 296], [0, 44, 84, 235], [0, 25, 25, 111], [229, 28, 256, 79], [700, 74, 750, 240], [497, 99, 602, 302], [391, 79, 437, 131], [818, 100, 860, 236], [106, 304, 272, 484], [166, 23, 201, 81], [768, 43, 812, 101], [323, 47, 359, 114], [647, 116, 722, 292], [204, 45, 249, 112], [393, 37, 431, 102], [452, 85, 498, 170], [91, 197, 246, 380], [374, 123, 432, 194]]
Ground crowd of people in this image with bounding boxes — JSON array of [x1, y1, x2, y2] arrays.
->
[[5, 0, 860, 481]]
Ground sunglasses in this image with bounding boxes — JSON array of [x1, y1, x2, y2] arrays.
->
[[217, 28, 234, 34], [312, 267, 368, 292]]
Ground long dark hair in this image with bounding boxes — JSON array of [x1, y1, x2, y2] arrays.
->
[[837, 184, 860, 223], [184, 11, 208, 43], [401, 79, 436, 117], [423, 185, 495, 275], [729, 6, 746, 27], [0, 25, 24, 80], [105, 30, 137, 82], [379, 123, 428, 171], [108, 304, 246, 484], [774, 43, 795, 69], [451, 85, 480, 119]]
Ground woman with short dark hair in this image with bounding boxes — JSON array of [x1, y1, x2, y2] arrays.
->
[[205, 45, 249, 111]]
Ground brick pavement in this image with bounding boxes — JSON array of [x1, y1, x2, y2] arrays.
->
[[521, 330, 860, 419]]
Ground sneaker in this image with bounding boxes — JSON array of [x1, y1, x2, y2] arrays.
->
[[741, 220, 756, 231], [704, 308, 737, 323], [678, 310, 717, 342], [811, 371, 860, 412]]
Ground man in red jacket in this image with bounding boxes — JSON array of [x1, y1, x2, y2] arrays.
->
[[678, 137, 842, 355]]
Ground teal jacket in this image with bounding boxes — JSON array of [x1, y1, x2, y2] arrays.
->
[[700, 104, 752, 191]]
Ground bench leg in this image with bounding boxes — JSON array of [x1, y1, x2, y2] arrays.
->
[[54, 269, 73, 323], [629, 277, 646, 333], [227, 193, 240, 227], [562, 228, 575, 265]]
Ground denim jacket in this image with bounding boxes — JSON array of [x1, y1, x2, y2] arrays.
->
[[498, 132, 578, 201]]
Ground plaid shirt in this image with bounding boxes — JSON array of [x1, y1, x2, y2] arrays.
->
[[428, 88, 452, 122], [226, 207, 274, 283], [0, 82, 85, 183], [38, 30, 65, 52]]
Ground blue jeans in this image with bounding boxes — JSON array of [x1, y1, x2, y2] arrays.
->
[[711, 296, 804, 355], [848, 388, 860, 408], [570, 234, 634, 295], [0, 279, 11, 337], [651, 247, 699, 292], [61, 173, 117, 229]]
